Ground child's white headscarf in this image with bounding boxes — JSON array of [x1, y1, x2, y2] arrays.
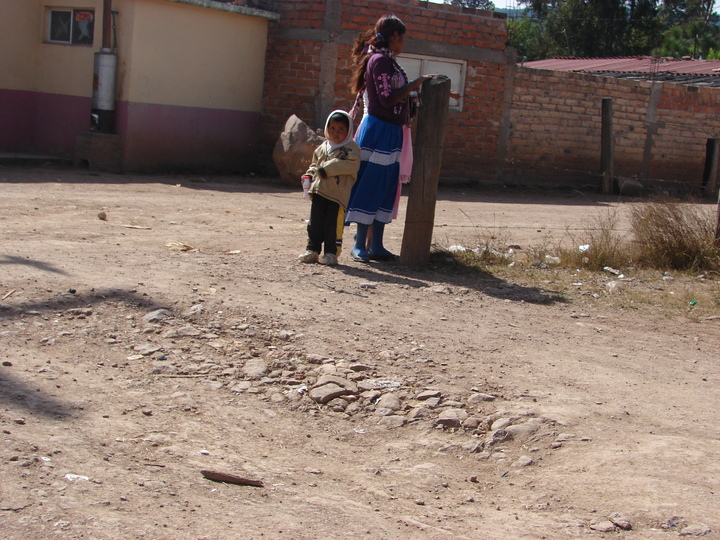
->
[[325, 110, 354, 152]]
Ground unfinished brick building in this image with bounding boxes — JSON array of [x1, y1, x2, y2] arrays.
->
[[260, 0, 514, 184], [260, 0, 720, 193]]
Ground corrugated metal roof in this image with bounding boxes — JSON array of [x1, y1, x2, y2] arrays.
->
[[521, 57, 720, 86]]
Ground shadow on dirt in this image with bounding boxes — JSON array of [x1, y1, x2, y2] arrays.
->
[[0, 369, 74, 419], [0, 255, 69, 275], [1, 288, 173, 417], [340, 261, 566, 304], [0, 288, 169, 315]]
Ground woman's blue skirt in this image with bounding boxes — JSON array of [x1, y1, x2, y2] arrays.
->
[[345, 115, 402, 225]]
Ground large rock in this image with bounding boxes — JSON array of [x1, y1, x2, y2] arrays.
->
[[273, 115, 324, 184]]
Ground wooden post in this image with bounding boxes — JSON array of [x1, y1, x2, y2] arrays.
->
[[600, 98, 614, 194], [702, 138, 718, 198], [400, 75, 452, 267], [716, 189, 720, 247]]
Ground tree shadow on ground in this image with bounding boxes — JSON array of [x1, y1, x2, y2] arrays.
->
[[0, 288, 170, 315], [1, 288, 173, 417], [339, 258, 566, 304], [0, 369, 74, 420], [0, 255, 68, 275]]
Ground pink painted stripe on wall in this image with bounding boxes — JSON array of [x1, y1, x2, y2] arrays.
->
[[116, 101, 261, 173], [0, 89, 91, 156], [0, 89, 38, 151]]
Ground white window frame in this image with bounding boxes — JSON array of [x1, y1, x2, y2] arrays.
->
[[46, 7, 95, 46], [398, 53, 466, 112]]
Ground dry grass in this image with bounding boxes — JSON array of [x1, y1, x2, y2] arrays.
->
[[430, 198, 720, 317]]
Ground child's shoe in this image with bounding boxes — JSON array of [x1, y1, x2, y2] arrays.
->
[[318, 253, 338, 266], [298, 250, 319, 263]]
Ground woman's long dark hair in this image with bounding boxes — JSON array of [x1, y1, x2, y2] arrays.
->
[[350, 15, 406, 94]]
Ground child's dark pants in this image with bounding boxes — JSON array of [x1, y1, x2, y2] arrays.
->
[[307, 194, 340, 255]]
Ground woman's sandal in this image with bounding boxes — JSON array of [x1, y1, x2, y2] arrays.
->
[[368, 251, 399, 262], [351, 249, 370, 263]]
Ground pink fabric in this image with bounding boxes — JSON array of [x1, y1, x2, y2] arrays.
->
[[393, 125, 413, 219], [399, 125, 413, 184]]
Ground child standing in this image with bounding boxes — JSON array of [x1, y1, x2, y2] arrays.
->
[[298, 110, 360, 266]]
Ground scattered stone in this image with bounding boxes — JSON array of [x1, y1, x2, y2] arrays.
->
[[376, 393, 401, 411], [414, 499, 425, 506], [608, 512, 632, 530], [378, 415, 406, 428], [2, 361, 12, 367], [303, 467, 322, 475], [462, 416, 481, 429], [424, 397, 441, 408], [406, 407, 431, 421], [243, 358, 269, 379], [349, 363, 372, 372], [505, 420, 541, 439], [134, 343, 161, 356], [617, 176, 644, 196], [273, 114, 325, 184], [467, 392, 495, 404], [230, 381, 253, 393], [462, 440, 484, 453], [309, 383, 349, 404], [142, 309, 171, 323], [487, 429, 513, 446], [326, 398, 347, 411], [514, 455, 534, 467], [416, 389, 441, 400], [430, 285, 451, 294], [590, 521, 616, 532], [305, 354, 326, 364], [14, 418, 26, 425], [150, 362, 180, 375], [680, 523, 712, 536], [176, 325, 203, 337], [315, 374, 358, 394], [491, 417, 513, 430], [435, 408, 468, 428]]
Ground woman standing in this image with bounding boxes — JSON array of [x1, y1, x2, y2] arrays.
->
[[345, 15, 432, 262]]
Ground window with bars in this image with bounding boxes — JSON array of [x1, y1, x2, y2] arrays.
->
[[47, 8, 95, 46]]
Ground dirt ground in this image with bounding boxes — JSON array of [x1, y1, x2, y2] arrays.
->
[[1, 164, 718, 540]]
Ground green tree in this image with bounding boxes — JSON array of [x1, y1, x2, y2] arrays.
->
[[653, 20, 720, 58], [510, 0, 720, 59], [444, 0, 495, 10], [508, 16, 551, 61]]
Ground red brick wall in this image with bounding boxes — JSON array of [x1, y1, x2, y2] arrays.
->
[[262, 0, 718, 191], [507, 67, 720, 191], [260, 0, 510, 181]]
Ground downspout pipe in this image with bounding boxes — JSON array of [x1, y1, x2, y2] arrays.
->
[[91, 0, 117, 132], [102, 0, 112, 50]]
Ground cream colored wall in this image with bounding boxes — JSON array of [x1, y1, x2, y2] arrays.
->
[[37, 0, 104, 97], [122, 0, 268, 111], [0, 1, 41, 91], [1, 0, 269, 107]]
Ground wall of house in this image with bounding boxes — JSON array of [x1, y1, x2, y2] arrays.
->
[[116, 0, 272, 171], [0, 0, 97, 155], [0, 0, 274, 172], [261, 0, 512, 181], [505, 67, 720, 191]]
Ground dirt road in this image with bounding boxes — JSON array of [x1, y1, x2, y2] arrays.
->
[[1, 165, 718, 539]]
